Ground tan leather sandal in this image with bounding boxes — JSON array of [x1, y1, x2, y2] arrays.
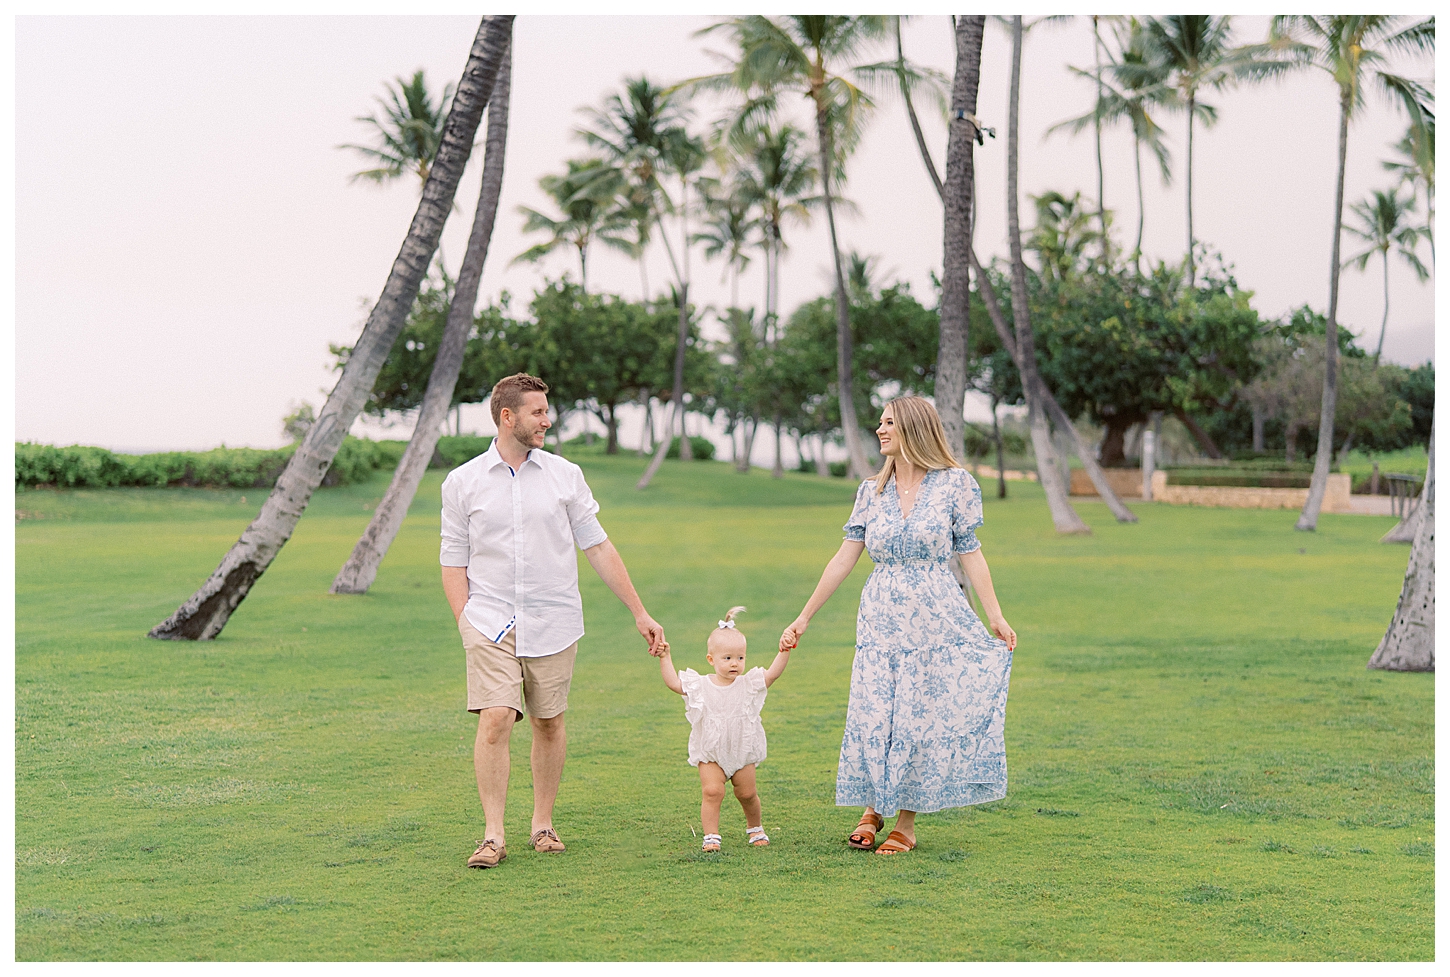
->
[[848, 811, 885, 849], [531, 827, 566, 853], [875, 829, 916, 855], [467, 838, 506, 868]]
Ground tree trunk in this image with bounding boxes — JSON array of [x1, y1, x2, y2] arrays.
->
[[772, 412, 784, 479], [1297, 95, 1350, 531], [150, 16, 513, 639], [1099, 413, 1142, 468], [1006, 17, 1090, 534], [637, 389, 652, 456], [1284, 420, 1300, 464], [1251, 403, 1266, 453], [735, 414, 756, 473], [1133, 134, 1145, 270], [604, 402, 619, 454], [638, 283, 692, 489], [815, 433, 831, 478], [330, 43, 512, 597], [991, 395, 1007, 499], [1174, 408, 1225, 460], [1186, 93, 1196, 287], [1374, 248, 1389, 363], [815, 92, 873, 481], [1369, 422, 1434, 670], [934, 15, 984, 459], [1092, 15, 1107, 264]]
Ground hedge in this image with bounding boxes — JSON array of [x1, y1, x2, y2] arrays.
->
[[16, 437, 408, 490]]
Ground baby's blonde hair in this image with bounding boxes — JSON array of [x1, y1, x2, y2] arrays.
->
[[707, 605, 747, 654]]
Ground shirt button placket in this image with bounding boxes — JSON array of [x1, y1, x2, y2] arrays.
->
[[512, 468, 522, 656]]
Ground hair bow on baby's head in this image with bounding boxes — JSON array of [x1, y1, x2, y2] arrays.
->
[[717, 619, 736, 630]]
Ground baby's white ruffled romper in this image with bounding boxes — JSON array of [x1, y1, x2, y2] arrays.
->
[[678, 667, 769, 778]]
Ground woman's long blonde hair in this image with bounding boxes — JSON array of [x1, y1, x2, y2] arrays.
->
[[873, 396, 964, 494]]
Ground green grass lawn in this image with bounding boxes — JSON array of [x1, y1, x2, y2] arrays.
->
[[14, 453, 1433, 960]]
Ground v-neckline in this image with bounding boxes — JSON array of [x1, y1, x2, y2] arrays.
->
[[895, 469, 929, 521]]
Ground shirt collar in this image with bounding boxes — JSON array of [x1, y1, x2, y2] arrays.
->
[[483, 440, 543, 472]]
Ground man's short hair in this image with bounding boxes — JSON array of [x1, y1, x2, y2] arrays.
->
[[490, 373, 550, 426]]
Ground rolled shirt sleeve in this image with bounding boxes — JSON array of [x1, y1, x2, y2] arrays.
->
[[439, 472, 471, 566], [566, 465, 608, 551]]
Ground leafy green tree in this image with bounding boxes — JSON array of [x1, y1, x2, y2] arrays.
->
[[1263, 14, 1434, 530], [1027, 190, 1106, 282], [524, 280, 684, 454], [1343, 186, 1430, 362]]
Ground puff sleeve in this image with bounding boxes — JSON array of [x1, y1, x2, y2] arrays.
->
[[742, 667, 769, 718], [679, 669, 706, 725], [951, 470, 985, 554], [843, 478, 873, 542]]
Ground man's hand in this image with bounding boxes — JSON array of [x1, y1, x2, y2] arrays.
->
[[636, 613, 666, 656]]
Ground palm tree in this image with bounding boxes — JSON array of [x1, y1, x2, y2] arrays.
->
[[1344, 187, 1429, 362], [1264, 15, 1435, 532], [1142, 16, 1288, 286], [1048, 18, 1174, 268], [577, 75, 690, 298], [689, 15, 890, 480], [731, 122, 818, 345], [897, 15, 1134, 524], [1368, 421, 1434, 671], [694, 181, 755, 309], [514, 158, 632, 291], [1027, 190, 1105, 282], [340, 70, 455, 187], [1384, 116, 1436, 261], [150, 16, 514, 640], [333, 46, 514, 595], [1005, 16, 1090, 534]]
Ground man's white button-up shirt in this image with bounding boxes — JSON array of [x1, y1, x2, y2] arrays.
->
[[439, 442, 609, 658]]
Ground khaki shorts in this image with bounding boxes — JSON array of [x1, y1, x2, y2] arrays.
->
[[459, 615, 577, 720]]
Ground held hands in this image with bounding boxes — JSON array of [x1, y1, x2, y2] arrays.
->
[[989, 616, 1017, 652], [779, 616, 809, 652], [636, 613, 666, 656]]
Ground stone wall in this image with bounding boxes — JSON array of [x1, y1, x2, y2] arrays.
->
[[1068, 467, 1144, 498], [1148, 471, 1353, 512]]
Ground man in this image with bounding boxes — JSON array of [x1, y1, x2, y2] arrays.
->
[[441, 373, 665, 869]]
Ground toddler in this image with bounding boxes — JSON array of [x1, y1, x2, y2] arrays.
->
[[656, 606, 791, 852]]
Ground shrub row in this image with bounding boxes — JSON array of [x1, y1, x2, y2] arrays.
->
[[17, 437, 407, 490], [664, 436, 716, 461]]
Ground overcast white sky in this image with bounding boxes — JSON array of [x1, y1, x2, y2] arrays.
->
[[14, 14, 1437, 452]]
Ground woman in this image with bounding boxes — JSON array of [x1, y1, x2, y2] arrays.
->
[[780, 396, 1017, 854]]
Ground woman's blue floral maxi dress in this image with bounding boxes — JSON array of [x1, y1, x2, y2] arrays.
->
[[836, 468, 1013, 816]]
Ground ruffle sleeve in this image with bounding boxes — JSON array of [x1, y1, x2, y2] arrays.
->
[[951, 469, 985, 554], [843, 478, 874, 541], [742, 667, 769, 718], [679, 668, 706, 725]]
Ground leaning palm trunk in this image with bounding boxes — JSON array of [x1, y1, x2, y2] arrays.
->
[[935, 15, 985, 460], [1368, 422, 1434, 671], [330, 47, 513, 596], [1297, 93, 1350, 531], [1006, 17, 1089, 534], [968, 246, 1135, 523], [148, 17, 513, 639], [816, 101, 874, 481]]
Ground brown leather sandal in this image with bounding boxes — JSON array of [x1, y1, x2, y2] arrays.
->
[[848, 811, 886, 850], [875, 830, 916, 855], [531, 827, 566, 853]]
